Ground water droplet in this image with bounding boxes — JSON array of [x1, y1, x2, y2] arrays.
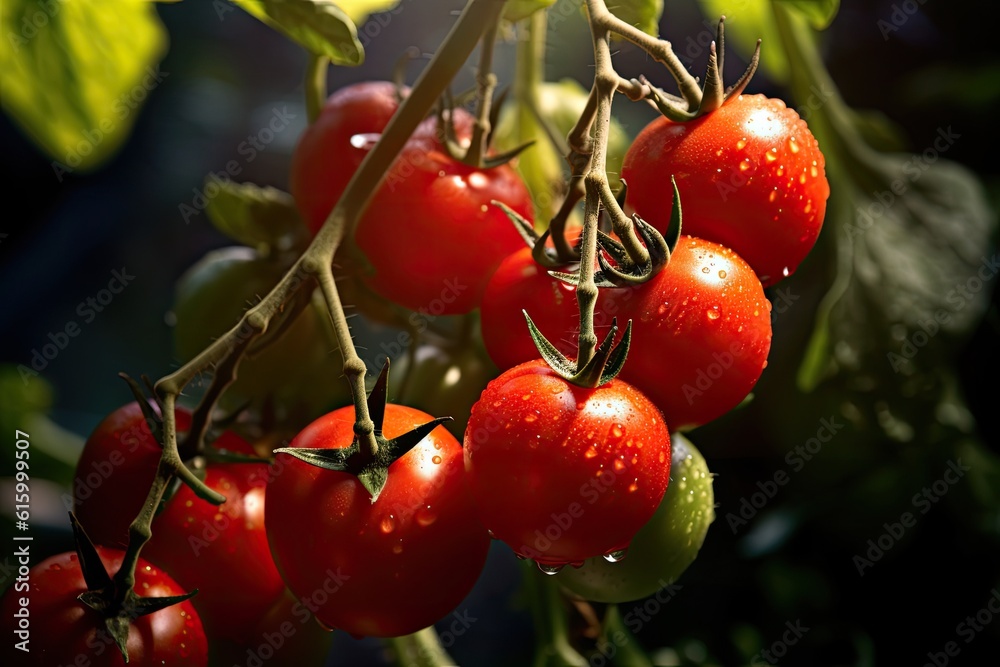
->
[[788, 137, 800, 153], [350, 132, 380, 149], [628, 481, 639, 492], [701, 266, 710, 274], [438, 170, 446, 177], [736, 139, 747, 150], [799, 173, 807, 184], [657, 303, 668, 316], [658, 451, 666, 463], [487, 530, 497, 539], [380, 515, 396, 534], [524, 413, 538, 423], [480, 204, 488, 212], [522, 393, 532, 401], [570, 561, 585, 569], [433, 441, 442, 449], [610, 423, 624, 439], [738, 160, 750, 172], [753, 309, 760, 317], [782, 267, 790, 277], [416, 507, 437, 527], [765, 150, 777, 163], [804, 201, 812, 213], [576, 402, 586, 411], [493, 400, 502, 408], [613, 459, 626, 472], [537, 562, 564, 575], [51, 564, 61, 571], [707, 309, 720, 321], [392, 543, 404, 554], [603, 549, 628, 563], [810, 165, 819, 178], [432, 455, 442, 465], [584, 447, 598, 459], [768, 190, 778, 203], [718, 269, 727, 279]]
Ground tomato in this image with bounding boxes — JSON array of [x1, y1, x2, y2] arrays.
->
[[354, 132, 532, 315], [265, 404, 491, 638], [556, 432, 714, 602], [622, 94, 830, 287], [72, 402, 286, 643], [463, 360, 671, 568], [0, 546, 207, 666], [479, 236, 772, 429], [290, 80, 404, 232]]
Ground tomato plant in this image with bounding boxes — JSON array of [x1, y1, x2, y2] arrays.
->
[[622, 94, 830, 287], [265, 403, 491, 638], [72, 402, 286, 644], [0, 546, 208, 666], [463, 359, 671, 569]]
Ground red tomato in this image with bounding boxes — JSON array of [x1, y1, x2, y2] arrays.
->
[[72, 403, 285, 643], [622, 94, 829, 286], [354, 134, 532, 315], [265, 404, 491, 638], [290, 80, 404, 232], [463, 360, 671, 568], [0, 547, 207, 666], [479, 236, 772, 429]]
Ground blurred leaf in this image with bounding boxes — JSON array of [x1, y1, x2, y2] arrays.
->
[[503, 0, 556, 23], [233, 0, 364, 66], [334, 0, 400, 25], [204, 182, 309, 251], [698, 0, 788, 83], [898, 61, 1000, 113], [775, 0, 839, 29], [608, 0, 663, 38], [847, 108, 909, 153], [0, 0, 167, 171]]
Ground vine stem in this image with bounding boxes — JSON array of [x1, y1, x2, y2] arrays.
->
[[467, 12, 500, 167], [131, 0, 505, 606], [305, 54, 330, 123]]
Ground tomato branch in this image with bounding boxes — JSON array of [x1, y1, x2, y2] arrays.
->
[[466, 12, 501, 167], [305, 54, 330, 124]]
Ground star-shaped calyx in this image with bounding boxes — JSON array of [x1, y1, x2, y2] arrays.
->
[[274, 360, 451, 502]]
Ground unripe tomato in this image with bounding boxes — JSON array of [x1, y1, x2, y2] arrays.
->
[[557, 433, 714, 602]]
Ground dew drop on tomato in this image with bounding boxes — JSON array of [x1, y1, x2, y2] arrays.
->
[[602, 548, 628, 563], [536, 562, 564, 575], [349, 133, 380, 150]]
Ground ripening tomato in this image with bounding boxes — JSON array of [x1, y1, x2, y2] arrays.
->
[[265, 404, 491, 638], [0, 547, 208, 666], [479, 237, 772, 429], [72, 403, 285, 643], [622, 94, 829, 286], [291, 80, 405, 231], [557, 432, 714, 602], [463, 360, 671, 569]]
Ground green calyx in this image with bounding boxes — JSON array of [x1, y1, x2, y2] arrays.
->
[[648, 17, 761, 122], [526, 313, 632, 389], [274, 360, 451, 502], [70, 513, 198, 664]]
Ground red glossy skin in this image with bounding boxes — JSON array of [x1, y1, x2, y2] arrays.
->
[[463, 360, 671, 566], [72, 403, 285, 643], [479, 237, 772, 429], [622, 94, 829, 287], [291, 81, 404, 232], [355, 136, 532, 314], [0, 547, 207, 666], [265, 404, 491, 638]]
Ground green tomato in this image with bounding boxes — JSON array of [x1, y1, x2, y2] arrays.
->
[[172, 246, 347, 414], [556, 433, 714, 603]]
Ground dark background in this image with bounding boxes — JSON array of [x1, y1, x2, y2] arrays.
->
[[2, 0, 998, 665]]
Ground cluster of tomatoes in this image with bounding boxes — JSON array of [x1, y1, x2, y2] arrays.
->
[[2, 79, 827, 664]]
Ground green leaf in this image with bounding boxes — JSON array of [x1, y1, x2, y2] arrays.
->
[[608, 0, 663, 38], [204, 182, 309, 251], [775, 0, 839, 30], [698, 0, 788, 83], [503, 0, 556, 23], [0, 0, 167, 172], [334, 0, 401, 25], [232, 0, 364, 66]]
